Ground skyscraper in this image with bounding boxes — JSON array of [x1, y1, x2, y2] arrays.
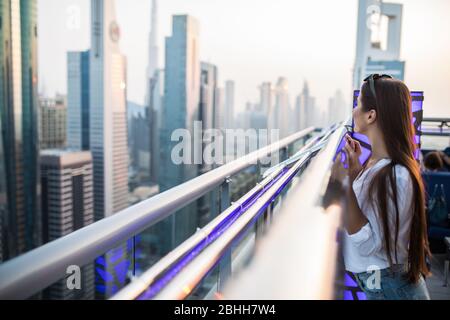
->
[[129, 112, 150, 175], [214, 86, 225, 131], [273, 77, 291, 138], [67, 50, 90, 151], [0, 0, 40, 260], [90, 0, 128, 221], [149, 69, 164, 183], [327, 90, 348, 126], [146, 0, 162, 184], [40, 150, 94, 300], [89, 0, 129, 298], [198, 62, 218, 225], [159, 15, 200, 253], [224, 80, 235, 129], [146, 0, 159, 103], [39, 95, 67, 150], [200, 62, 218, 133], [296, 81, 316, 131], [259, 82, 273, 116], [353, 0, 404, 88]]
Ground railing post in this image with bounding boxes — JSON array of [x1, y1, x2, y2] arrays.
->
[[210, 188, 219, 218], [255, 212, 265, 240], [280, 146, 288, 162], [218, 178, 232, 292]]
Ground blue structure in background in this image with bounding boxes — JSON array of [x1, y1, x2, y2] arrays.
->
[[95, 236, 142, 297]]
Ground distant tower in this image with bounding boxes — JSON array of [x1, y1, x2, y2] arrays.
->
[[149, 69, 164, 183], [200, 62, 218, 133], [39, 95, 67, 150], [147, 0, 159, 84], [353, 0, 404, 88], [327, 90, 348, 126], [297, 81, 315, 130], [67, 50, 90, 151], [273, 77, 291, 138], [224, 80, 235, 129], [147, 0, 162, 183], [259, 82, 273, 116]]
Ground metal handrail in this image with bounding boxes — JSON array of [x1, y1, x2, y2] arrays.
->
[[154, 154, 313, 300], [111, 127, 336, 300], [111, 164, 287, 300], [0, 127, 315, 300], [422, 117, 450, 123], [224, 126, 346, 299], [111, 131, 325, 300]]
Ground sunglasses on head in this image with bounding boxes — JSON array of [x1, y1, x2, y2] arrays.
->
[[363, 74, 393, 104]]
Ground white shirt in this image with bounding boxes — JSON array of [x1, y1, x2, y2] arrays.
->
[[343, 158, 414, 274]]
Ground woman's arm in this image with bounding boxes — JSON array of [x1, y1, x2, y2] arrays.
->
[[344, 136, 370, 234], [345, 181, 369, 234]]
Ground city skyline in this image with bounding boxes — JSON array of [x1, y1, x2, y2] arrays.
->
[[37, 0, 450, 118]]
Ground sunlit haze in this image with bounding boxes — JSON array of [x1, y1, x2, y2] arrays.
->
[[38, 0, 450, 117]]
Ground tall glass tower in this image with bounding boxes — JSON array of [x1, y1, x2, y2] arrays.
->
[[0, 0, 40, 261], [90, 0, 128, 221], [159, 15, 200, 253], [67, 50, 90, 151], [89, 0, 129, 298]]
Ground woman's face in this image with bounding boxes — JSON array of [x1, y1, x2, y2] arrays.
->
[[353, 95, 369, 134]]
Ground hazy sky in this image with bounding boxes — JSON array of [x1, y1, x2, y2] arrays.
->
[[38, 0, 450, 117]]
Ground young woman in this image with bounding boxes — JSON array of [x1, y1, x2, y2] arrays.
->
[[333, 74, 431, 300]]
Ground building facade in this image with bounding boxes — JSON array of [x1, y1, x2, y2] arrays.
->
[[295, 81, 316, 131], [40, 95, 67, 150], [89, 0, 129, 298], [273, 77, 291, 138], [224, 80, 235, 130], [67, 50, 90, 151], [159, 15, 200, 253], [149, 69, 164, 183], [40, 150, 94, 299], [90, 0, 128, 221], [0, 0, 40, 261], [353, 0, 404, 88]]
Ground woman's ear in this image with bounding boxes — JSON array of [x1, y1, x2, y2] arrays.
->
[[367, 109, 377, 125]]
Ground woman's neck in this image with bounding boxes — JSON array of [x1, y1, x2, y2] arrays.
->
[[367, 129, 390, 161]]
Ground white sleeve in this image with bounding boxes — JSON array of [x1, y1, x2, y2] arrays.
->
[[346, 165, 413, 257]]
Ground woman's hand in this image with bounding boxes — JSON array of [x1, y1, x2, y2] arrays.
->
[[331, 152, 347, 183], [343, 134, 363, 183]]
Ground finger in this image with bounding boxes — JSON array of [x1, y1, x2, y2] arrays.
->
[[343, 148, 350, 167], [353, 140, 362, 154], [344, 142, 354, 157], [344, 143, 358, 167]]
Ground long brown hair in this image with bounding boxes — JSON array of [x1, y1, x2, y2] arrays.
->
[[360, 78, 430, 283]]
